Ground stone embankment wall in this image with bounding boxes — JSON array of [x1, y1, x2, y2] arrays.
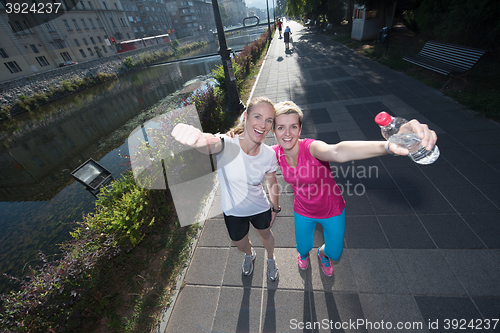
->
[[0, 33, 210, 110]]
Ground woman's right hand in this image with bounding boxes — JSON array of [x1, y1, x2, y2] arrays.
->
[[172, 123, 220, 148]]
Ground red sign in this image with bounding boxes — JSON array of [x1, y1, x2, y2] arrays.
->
[[110, 37, 116, 43]]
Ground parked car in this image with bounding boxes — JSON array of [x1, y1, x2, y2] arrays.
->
[[59, 61, 78, 67]]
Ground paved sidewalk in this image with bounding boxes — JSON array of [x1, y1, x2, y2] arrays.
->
[[164, 21, 500, 333]]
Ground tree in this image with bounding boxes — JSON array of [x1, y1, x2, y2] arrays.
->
[[286, 0, 346, 25], [414, 0, 500, 49], [357, 0, 397, 29]]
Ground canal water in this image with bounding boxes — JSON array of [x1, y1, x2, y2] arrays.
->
[[0, 28, 266, 293]]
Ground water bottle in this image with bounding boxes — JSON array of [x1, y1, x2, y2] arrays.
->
[[375, 111, 439, 165]]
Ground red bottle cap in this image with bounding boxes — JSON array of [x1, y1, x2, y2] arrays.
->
[[375, 112, 391, 126]]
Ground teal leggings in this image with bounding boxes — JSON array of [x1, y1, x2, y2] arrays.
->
[[294, 209, 345, 261]]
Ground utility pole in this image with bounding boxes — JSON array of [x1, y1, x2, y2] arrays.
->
[[211, 0, 245, 113], [266, 0, 271, 41]]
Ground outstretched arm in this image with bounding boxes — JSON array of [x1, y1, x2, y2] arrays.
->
[[310, 119, 437, 163], [171, 123, 223, 155]]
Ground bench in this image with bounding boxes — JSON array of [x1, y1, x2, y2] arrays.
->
[[403, 40, 488, 90]]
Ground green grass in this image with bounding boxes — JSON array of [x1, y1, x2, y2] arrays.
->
[[327, 23, 500, 122]]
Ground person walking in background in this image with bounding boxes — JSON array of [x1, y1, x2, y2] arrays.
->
[[277, 19, 283, 38], [284, 26, 292, 49], [272, 101, 438, 277], [172, 97, 281, 281]]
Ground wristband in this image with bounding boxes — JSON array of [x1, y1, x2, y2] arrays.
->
[[384, 141, 394, 155], [271, 206, 281, 213]]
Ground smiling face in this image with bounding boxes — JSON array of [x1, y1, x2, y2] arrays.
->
[[274, 113, 302, 150], [244, 101, 275, 143]]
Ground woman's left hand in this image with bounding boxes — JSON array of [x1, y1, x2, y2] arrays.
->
[[270, 212, 277, 227]]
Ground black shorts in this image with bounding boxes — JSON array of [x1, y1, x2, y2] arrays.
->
[[224, 209, 272, 241]]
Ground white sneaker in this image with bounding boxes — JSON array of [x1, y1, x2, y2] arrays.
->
[[267, 257, 279, 281], [242, 248, 256, 276]]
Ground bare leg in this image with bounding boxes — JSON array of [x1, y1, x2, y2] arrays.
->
[[232, 233, 253, 255], [256, 227, 275, 259]]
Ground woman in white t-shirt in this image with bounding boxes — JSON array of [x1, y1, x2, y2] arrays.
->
[[171, 97, 280, 281]]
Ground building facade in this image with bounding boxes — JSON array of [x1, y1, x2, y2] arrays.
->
[[219, 0, 246, 27], [121, 0, 175, 39], [0, 0, 134, 81], [165, 0, 214, 38]]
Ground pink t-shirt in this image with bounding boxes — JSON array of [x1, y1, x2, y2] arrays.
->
[[273, 139, 346, 219]]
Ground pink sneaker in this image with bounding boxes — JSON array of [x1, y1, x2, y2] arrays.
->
[[317, 248, 333, 277], [297, 253, 309, 270]]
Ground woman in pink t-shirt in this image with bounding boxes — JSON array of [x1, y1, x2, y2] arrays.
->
[[272, 101, 437, 277]]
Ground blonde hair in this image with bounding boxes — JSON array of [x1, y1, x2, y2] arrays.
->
[[273, 101, 304, 130], [228, 96, 275, 137]]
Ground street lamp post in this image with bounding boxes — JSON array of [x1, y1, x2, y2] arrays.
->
[[266, 0, 271, 41], [211, 0, 245, 113], [273, 0, 276, 26]]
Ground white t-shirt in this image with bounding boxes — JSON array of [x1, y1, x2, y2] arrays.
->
[[216, 134, 278, 217]]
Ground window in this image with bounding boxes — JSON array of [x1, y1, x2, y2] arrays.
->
[[30, 44, 39, 53], [81, 19, 89, 29], [72, 19, 80, 30], [14, 21, 25, 33], [145, 6, 149, 11], [102, 1, 107, 9], [74, 39, 80, 46], [44, 20, 55, 32], [0, 49, 8, 58], [87, 47, 94, 55], [90, 37, 95, 44], [82, 37, 88, 45], [102, 45, 108, 53], [63, 19, 72, 30], [96, 18, 104, 28], [89, 18, 96, 29], [128, 16, 134, 22], [36, 56, 50, 66], [97, 36, 102, 43], [110, 18, 116, 27], [114, 2, 118, 9], [60, 51, 72, 61], [88, 1, 93, 9], [119, 18, 126, 26], [133, 26, 138, 32], [79, 49, 86, 57], [55, 40, 65, 48], [5, 61, 22, 73], [140, 26, 145, 31], [23, 21, 32, 33]]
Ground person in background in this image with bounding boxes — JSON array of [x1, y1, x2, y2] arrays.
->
[[277, 19, 283, 38], [272, 101, 437, 277], [172, 97, 281, 281], [284, 26, 292, 49]]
